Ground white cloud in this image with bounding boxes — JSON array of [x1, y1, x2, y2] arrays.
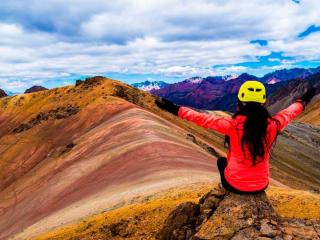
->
[[0, 23, 23, 37], [0, 0, 319, 91], [269, 32, 320, 61]]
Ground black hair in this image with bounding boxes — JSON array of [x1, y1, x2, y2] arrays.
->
[[224, 100, 280, 166]]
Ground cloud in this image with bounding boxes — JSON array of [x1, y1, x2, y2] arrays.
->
[[269, 32, 320, 61], [212, 65, 249, 76], [0, 0, 319, 91]]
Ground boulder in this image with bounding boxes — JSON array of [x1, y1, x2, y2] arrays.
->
[[0, 89, 7, 98], [156, 202, 200, 240], [156, 186, 320, 240]]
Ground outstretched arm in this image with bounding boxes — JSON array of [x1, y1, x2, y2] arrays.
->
[[178, 107, 233, 135], [155, 97, 232, 135], [273, 102, 304, 132]]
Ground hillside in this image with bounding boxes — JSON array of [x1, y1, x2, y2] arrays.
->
[[295, 95, 320, 126], [270, 122, 320, 190], [0, 76, 319, 239], [0, 77, 225, 239], [29, 183, 320, 240]]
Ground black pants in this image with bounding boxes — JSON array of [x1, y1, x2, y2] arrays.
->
[[217, 157, 267, 194]]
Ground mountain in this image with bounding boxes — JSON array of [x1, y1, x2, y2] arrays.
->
[[0, 89, 7, 98], [24, 85, 48, 94], [266, 73, 320, 115], [1, 76, 319, 239], [131, 80, 169, 91], [0, 76, 228, 239], [151, 70, 320, 113], [150, 73, 258, 111], [261, 66, 320, 84]]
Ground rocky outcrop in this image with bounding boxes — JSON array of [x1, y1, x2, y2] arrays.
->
[[112, 84, 147, 105], [0, 89, 7, 98], [75, 76, 104, 88], [12, 105, 80, 133], [157, 187, 320, 240], [24, 85, 48, 94]]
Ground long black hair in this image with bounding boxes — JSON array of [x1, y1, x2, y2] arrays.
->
[[224, 100, 280, 166]]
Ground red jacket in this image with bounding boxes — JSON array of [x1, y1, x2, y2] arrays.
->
[[178, 102, 304, 191]]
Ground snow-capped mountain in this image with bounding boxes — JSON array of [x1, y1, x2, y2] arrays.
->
[[131, 80, 169, 91], [183, 77, 204, 84]]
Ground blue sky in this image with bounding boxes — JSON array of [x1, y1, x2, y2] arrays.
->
[[0, 0, 320, 91]]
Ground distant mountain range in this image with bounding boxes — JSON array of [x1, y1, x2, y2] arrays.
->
[[0, 89, 19, 97], [261, 67, 320, 84], [132, 67, 320, 112], [0, 86, 47, 97], [6, 91, 21, 96]]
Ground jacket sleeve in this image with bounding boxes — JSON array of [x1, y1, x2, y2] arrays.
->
[[272, 101, 304, 132], [178, 106, 233, 135]]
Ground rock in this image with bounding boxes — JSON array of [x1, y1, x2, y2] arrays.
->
[[75, 79, 84, 86], [0, 89, 7, 98], [13, 105, 80, 133], [281, 219, 320, 240], [186, 134, 221, 158], [24, 85, 48, 94], [156, 202, 199, 240], [194, 192, 279, 239], [230, 226, 262, 240], [76, 76, 104, 89], [157, 186, 320, 240], [113, 85, 142, 104], [196, 186, 226, 226], [99, 220, 132, 238], [260, 219, 281, 237], [109, 220, 132, 237], [61, 142, 76, 154]]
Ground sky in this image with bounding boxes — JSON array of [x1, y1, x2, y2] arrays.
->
[[0, 0, 320, 92]]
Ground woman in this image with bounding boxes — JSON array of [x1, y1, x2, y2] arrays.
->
[[155, 80, 316, 194]]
